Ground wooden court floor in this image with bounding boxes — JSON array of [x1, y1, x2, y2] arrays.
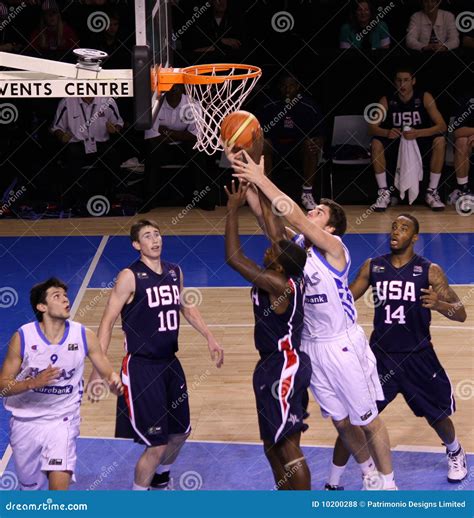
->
[[3, 206, 472, 451]]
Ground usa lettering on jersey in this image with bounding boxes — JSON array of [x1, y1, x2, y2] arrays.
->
[[146, 285, 180, 308]]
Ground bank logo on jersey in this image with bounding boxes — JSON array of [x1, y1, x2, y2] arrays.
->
[[68, 343, 78, 351], [305, 294, 328, 304]]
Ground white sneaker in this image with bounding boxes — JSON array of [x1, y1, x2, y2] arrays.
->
[[425, 188, 445, 211], [362, 471, 384, 490], [301, 190, 317, 210], [447, 188, 462, 205], [373, 188, 391, 212], [447, 447, 468, 483]]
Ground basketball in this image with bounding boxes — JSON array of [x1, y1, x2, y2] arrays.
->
[[220, 111, 264, 161]]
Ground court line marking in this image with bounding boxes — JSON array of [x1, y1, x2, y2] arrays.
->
[[70, 235, 109, 319], [77, 436, 473, 455], [0, 236, 109, 475]]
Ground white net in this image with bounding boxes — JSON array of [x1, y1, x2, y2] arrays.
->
[[183, 65, 261, 155]]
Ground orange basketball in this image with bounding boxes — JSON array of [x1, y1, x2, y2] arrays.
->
[[220, 110, 263, 151]]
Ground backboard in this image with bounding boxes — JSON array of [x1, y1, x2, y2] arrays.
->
[[133, 0, 172, 130]]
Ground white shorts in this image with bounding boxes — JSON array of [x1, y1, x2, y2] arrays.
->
[[301, 325, 384, 426], [10, 414, 80, 490]]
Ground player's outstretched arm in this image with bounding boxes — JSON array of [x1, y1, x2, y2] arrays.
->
[[0, 332, 60, 396], [421, 264, 467, 322], [349, 258, 371, 301], [230, 151, 345, 262], [178, 269, 224, 368], [85, 328, 123, 400]]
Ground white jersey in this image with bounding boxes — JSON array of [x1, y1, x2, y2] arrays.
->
[[293, 234, 358, 340], [4, 320, 87, 421]]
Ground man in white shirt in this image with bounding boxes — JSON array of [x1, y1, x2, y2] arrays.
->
[[406, 0, 459, 52], [142, 84, 215, 212], [52, 96, 124, 212]]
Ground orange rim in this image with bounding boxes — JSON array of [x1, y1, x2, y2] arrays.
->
[[156, 63, 262, 92]]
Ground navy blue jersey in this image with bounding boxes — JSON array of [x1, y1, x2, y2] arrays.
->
[[382, 90, 431, 129], [369, 254, 432, 353], [121, 260, 181, 360], [453, 95, 474, 129], [251, 277, 305, 356]]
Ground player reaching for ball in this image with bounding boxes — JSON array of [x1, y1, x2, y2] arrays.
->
[[229, 150, 397, 490], [0, 278, 123, 491], [327, 214, 468, 488], [225, 179, 312, 490]]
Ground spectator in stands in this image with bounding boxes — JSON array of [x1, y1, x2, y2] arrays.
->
[[406, 0, 459, 51], [259, 75, 325, 210], [448, 95, 473, 211], [369, 66, 447, 212], [339, 0, 391, 50], [29, 0, 79, 59], [51, 96, 123, 212], [186, 0, 244, 64], [143, 84, 216, 212]]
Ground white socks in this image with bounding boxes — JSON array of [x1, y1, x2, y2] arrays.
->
[[359, 456, 376, 475], [445, 438, 460, 453], [381, 471, 397, 490], [156, 464, 172, 474], [132, 482, 149, 490], [376, 172, 388, 190], [457, 176, 468, 187], [428, 172, 441, 190], [327, 462, 347, 486]]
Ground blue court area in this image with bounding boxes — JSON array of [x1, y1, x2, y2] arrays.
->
[[90, 233, 474, 288], [3, 438, 472, 491]]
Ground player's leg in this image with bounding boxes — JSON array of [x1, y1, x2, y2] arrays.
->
[[425, 135, 446, 210], [48, 471, 72, 490], [134, 444, 168, 489], [372, 138, 391, 211], [301, 137, 323, 210], [449, 136, 473, 209], [263, 440, 290, 489], [150, 431, 190, 490], [271, 432, 311, 490]]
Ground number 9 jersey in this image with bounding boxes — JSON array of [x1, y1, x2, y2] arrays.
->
[[121, 260, 181, 360]]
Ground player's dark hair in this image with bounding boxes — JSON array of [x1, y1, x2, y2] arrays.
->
[[395, 65, 415, 78], [130, 219, 161, 242], [320, 198, 347, 237], [30, 277, 68, 322], [396, 213, 420, 234], [276, 240, 307, 278]]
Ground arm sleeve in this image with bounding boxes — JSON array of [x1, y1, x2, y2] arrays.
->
[[107, 98, 124, 127], [406, 13, 424, 50], [51, 99, 68, 132], [443, 11, 460, 50]]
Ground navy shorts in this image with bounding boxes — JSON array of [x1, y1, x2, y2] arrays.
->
[[373, 134, 445, 170], [115, 354, 191, 446], [374, 346, 455, 425], [253, 349, 312, 445]]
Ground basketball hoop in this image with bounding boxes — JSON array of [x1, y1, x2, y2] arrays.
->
[[157, 64, 262, 155]]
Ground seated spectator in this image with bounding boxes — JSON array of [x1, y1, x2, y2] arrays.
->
[[259, 75, 325, 210], [406, 0, 459, 51], [369, 66, 447, 212], [51, 96, 123, 212], [339, 0, 390, 50], [29, 0, 79, 59], [448, 94, 473, 211], [143, 84, 216, 211], [185, 0, 244, 64]]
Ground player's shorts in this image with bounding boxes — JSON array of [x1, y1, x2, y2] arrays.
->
[[116, 354, 191, 446], [301, 325, 384, 426], [10, 413, 80, 490], [373, 345, 456, 425], [373, 134, 445, 166], [253, 349, 311, 445]]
